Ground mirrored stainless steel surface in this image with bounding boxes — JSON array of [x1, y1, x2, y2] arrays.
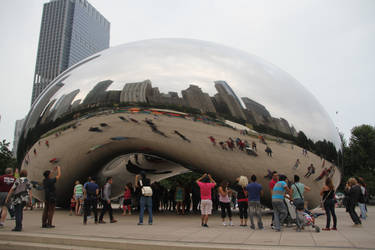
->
[[18, 38, 341, 207]]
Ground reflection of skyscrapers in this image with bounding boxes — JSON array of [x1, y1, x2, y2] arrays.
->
[[120, 80, 152, 103], [52, 89, 80, 121], [215, 81, 246, 119], [182, 85, 216, 113], [83, 80, 113, 105], [31, 0, 110, 104]]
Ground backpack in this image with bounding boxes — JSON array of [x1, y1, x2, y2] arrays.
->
[[140, 180, 153, 197]]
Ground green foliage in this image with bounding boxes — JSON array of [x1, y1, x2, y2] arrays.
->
[[0, 140, 17, 174], [340, 125, 375, 195]]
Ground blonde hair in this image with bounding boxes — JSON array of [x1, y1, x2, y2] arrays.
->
[[348, 177, 358, 186], [238, 176, 249, 187]]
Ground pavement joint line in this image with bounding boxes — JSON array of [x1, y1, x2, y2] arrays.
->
[[0, 231, 371, 250]]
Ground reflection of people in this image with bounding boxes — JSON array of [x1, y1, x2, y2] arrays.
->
[[42, 166, 61, 228], [196, 173, 216, 227], [293, 159, 300, 170], [304, 164, 315, 178], [265, 146, 272, 157]]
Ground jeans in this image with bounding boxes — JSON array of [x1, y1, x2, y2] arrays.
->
[[324, 199, 337, 228], [99, 201, 113, 221], [14, 203, 24, 230], [249, 201, 263, 228], [358, 203, 367, 220], [84, 199, 98, 223], [139, 196, 152, 224], [272, 200, 287, 230], [347, 203, 361, 224], [42, 200, 56, 226]]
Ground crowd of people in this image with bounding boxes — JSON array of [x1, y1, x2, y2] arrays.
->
[[0, 165, 370, 233]]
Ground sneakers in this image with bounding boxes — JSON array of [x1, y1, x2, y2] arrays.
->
[[250, 225, 255, 230], [229, 221, 234, 226], [11, 228, 21, 232], [110, 219, 117, 223], [148, 222, 152, 225], [222, 222, 226, 226], [203, 224, 209, 227], [98, 220, 106, 224], [331, 227, 337, 230], [137, 222, 143, 225]]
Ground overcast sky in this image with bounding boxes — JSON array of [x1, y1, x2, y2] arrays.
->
[[0, 0, 374, 149]]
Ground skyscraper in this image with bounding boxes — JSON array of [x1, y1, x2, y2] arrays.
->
[[31, 0, 110, 105]]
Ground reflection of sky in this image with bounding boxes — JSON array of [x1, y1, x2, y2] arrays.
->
[[34, 38, 340, 148]]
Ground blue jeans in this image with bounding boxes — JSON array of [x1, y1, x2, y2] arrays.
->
[[14, 203, 24, 230], [358, 203, 367, 220], [139, 196, 152, 224]]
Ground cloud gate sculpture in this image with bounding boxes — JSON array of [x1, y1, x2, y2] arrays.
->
[[18, 38, 341, 208]]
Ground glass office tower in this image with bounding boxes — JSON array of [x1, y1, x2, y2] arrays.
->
[[31, 0, 110, 104]]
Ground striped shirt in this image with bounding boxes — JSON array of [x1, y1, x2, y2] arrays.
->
[[272, 181, 287, 201], [74, 184, 83, 195]]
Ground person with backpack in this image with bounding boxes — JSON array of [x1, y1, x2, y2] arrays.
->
[[42, 166, 61, 228], [83, 178, 99, 224], [135, 172, 153, 225], [5, 170, 32, 231]]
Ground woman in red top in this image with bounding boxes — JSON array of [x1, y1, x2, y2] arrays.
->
[[122, 183, 133, 215]]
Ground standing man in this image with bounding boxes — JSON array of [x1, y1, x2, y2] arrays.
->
[[0, 168, 16, 227], [135, 172, 153, 225], [99, 177, 117, 223], [269, 171, 278, 228], [291, 175, 311, 231], [83, 177, 99, 224], [196, 173, 216, 227], [42, 166, 61, 228], [272, 175, 292, 232], [246, 175, 264, 229]]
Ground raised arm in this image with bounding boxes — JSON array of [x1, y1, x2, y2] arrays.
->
[[135, 175, 140, 188], [55, 166, 61, 180], [196, 173, 207, 184], [208, 174, 216, 185]]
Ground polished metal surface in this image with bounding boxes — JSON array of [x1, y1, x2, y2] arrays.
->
[[19, 38, 341, 207]]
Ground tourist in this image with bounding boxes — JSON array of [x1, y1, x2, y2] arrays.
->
[[175, 182, 185, 215], [269, 171, 278, 228], [191, 182, 201, 214], [344, 178, 362, 225], [357, 178, 367, 220], [293, 159, 300, 170], [83, 177, 99, 224], [246, 175, 264, 230], [234, 176, 248, 227], [135, 172, 153, 225], [272, 175, 291, 232], [196, 173, 216, 227], [314, 168, 329, 181], [320, 177, 337, 231], [265, 146, 272, 157], [99, 177, 117, 224], [304, 164, 315, 178], [74, 180, 84, 215], [42, 165, 61, 228], [5, 170, 32, 232], [69, 196, 76, 216], [218, 180, 233, 226], [0, 168, 16, 227], [122, 183, 133, 215], [292, 175, 311, 231]]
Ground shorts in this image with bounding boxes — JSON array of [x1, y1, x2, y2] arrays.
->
[[200, 199, 212, 215], [75, 194, 83, 200], [0, 192, 8, 206]]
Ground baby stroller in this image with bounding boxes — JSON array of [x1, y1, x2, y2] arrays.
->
[[284, 198, 321, 232]]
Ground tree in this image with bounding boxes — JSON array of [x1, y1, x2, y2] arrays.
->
[[0, 139, 17, 174]]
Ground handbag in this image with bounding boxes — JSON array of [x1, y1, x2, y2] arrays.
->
[[293, 183, 305, 210]]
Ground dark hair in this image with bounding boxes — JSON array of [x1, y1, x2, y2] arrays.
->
[[272, 171, 277, 175], [251, 175, 257, 182], [294, 175, 300, 183], [279, 175, 287, 181], [43, 170, 51, 179], [220, 180, 228, 187], [20, 169, 28, 177], [106, 176, 112, 182], [140, 171, 146, 179], [202, 176, 210, 183]]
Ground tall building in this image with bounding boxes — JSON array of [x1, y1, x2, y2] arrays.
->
[[31, 0, 110, 105], [120, 80, 153, 103], [181, 85, 216, 113], [13, 119, 25, 157]]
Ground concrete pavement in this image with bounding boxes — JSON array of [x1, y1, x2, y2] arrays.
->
[[0, 206, 374, 249]]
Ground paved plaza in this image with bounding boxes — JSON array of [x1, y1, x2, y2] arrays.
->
[[0, 206, 374, 249]]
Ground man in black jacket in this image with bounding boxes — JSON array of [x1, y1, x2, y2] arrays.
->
[[344, 177, 362, 225]]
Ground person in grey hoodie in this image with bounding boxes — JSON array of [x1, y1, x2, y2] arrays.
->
[[99, 177, 117, 223]]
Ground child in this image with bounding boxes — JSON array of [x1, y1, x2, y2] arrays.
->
[[70, 196, 76, 216], [122, 183, 132, 215]]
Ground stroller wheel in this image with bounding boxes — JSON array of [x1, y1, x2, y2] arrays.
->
[[315, 226, 320, 233]]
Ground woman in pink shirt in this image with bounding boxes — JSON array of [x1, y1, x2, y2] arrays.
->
[[196, 173, 216, 227]]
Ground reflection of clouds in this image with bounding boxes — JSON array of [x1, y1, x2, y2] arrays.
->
[[33, 38, 340, 147]]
